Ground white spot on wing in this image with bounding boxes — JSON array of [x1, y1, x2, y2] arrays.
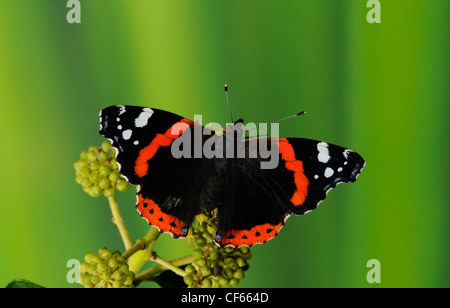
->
[[122, 129, 132, 140], [135, 108, 154, 128], [343, 149, 352, 159], [317, 142, 330, 163], [324, 167, 334, 178]]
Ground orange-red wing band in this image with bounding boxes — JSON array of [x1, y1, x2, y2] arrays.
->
[[214, 219, 287, 248], [135, 118, 193, 178], [136, 194, 189, 238], [278, 138, 310, 206]]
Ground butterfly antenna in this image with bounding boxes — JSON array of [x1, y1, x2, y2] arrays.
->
[[266, 111, 306, 125], [248, 111, 306, 132], [224, 84, 234, 123]]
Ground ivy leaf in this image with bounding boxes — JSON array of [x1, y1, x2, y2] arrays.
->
[[6, 279, 45, 288]]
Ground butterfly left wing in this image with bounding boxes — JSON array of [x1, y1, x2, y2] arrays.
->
[[213, 137, 365, 247], [99, 105, 191, 185], [99, 105, 216, 238]]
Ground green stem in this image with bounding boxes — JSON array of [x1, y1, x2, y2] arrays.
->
[[107, 196, 134, 250], [142, 226, 161, 249], [134, 254, 198, 287], [149, 253, 187, 277], [127, 227, 161, 274], [122, 239, 146, 260]]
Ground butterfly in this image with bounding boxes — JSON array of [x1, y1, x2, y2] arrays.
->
[[99, 87, 365, 247]]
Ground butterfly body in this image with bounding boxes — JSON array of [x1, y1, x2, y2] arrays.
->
[[99, 105, 365, 247]]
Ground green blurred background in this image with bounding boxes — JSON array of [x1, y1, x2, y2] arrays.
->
[[0, 0, 448, 288]]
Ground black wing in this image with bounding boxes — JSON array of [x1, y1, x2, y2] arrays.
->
[[213, 137, 365, 247], [99, 105, 216, 238]]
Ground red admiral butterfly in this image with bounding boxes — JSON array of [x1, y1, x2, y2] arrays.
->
[[99, 89, 365, 248]]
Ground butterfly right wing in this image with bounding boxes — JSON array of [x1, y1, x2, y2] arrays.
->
[[212, 137, 365, 247]]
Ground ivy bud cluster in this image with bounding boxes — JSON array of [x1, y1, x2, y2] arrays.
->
[[79, 247, 135, 288], [74, 141, 130, 198], [184, 212, 252, 288]]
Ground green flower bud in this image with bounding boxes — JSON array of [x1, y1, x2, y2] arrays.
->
[[239, 246, 250, 255], [233, 268, 245, 280], [192, 248, 203, 260], [110, 159, 119, 170], [90, 160, 101, 171], [108, 171, 120, 183], [76, 159, 88, 169], [116, 179, 130, 191], [99, 165, 111, 176], [101, 271, 112, 281], [183, 274, 195, 285], [112, 280, 123, 288], [87, 150, 97, 161], [211, 279, 220, 288], [79, 262, 89, 273], [103, 187, 116, 198], [223, 268, 234, 279], [113, 270, 125, 281], [98, 247, 112, 260], [90, 274, 101, 285], [117, 263, 129, 274], [98, 178, 111, 189], [115, 255, 125, 264], [86, 263, 97, 275], [112, 250, 121, 256], [218, 277, 229, 287], [194, 258, 206, 268], [194, 236, 207, 247], [209, 262, 220, 276], [101, 140, 112, 152], [200, 265, 211, 276], [89, 184, 103, 198], [79, 168, 90, 179], [75, 176, 84, 185], [235, 257, 247, 268], [123, 272, 135, 286], [224, 257, 235, 267], [185, 264, 196, 275], [97, 150, 108, 162], [209, 249, 221, 261], [89, 172, 101, 184], [224, 247, 235, 254], [97, 261, 108, 273], [229, 278, 239, 287], [81, 178, 92, 188], [202, 278, 212, 288], [79, 273, 91, 285], [84, 252, 99, 264], [80, 150, 89, 160], [108, 257, 119, 270]]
